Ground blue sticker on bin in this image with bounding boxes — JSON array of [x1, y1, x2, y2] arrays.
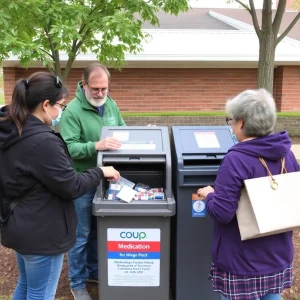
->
[[192, 194, 206, 217]]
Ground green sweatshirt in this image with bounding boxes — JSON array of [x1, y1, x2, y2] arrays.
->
[[60, 82, 126, 173]]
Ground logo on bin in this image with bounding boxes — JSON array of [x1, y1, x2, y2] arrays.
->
[[120, 231, 147, 240]]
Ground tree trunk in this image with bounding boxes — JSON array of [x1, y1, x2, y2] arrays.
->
[[53, 50, 62, 79], [257, 33, 276, 94], [62, 55, 75, 82], [257, 0, 276, 94]]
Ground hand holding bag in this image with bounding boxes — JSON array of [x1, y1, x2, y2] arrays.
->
[[236, 157, 300, 240]]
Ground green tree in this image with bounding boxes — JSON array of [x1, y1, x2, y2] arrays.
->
[[233, 0, 300, 93], [292, 0, 300, 9], [0, 0, 188, 81]]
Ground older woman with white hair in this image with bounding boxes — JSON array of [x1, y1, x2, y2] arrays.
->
[[197, 89, 299, 300]]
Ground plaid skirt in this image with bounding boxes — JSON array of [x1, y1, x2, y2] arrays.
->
[[208, 263, 293, 300]]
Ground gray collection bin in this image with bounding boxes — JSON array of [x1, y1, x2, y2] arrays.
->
[[93, 126, 175, 300], [170, 126, 235, 300]]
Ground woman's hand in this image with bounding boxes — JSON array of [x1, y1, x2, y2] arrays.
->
[[100, 166, 120, 181], [197, 186, 214, 199]]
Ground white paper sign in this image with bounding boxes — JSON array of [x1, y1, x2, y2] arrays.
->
[[120, 141, 156, 150], [120, 144, 156, 150], [194, 131, 220, 148]]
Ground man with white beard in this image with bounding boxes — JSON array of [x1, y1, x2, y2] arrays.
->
[[60, 63, 125, 300]]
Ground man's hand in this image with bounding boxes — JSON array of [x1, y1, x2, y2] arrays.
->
[[100, 166, 120, 181], [95, 137, 121, 151]]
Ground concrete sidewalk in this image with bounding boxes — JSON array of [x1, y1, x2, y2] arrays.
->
[[291, 145, 300, 160]]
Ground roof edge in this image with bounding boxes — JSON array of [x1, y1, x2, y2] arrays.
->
[[208, 10, 253, 31], [209, 10, 300, 46]]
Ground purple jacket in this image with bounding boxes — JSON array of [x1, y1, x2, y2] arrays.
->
[[206, 131, 300, 276]]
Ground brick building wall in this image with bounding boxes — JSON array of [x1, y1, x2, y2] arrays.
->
[[277, 66, 300, 111], [3, 66, 300, 112], [50, 115, 300, 136], [273, 66, 283, 111]]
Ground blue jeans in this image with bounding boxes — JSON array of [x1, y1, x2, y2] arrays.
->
[[68, 189, 98, 290], [221, 294, 281, 300], [13, 252, 64, 300]]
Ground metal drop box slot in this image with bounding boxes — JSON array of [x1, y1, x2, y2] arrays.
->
[[94, 126, 175, 216]]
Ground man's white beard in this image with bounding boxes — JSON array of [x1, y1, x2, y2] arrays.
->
[[86, 95, 107, 107]]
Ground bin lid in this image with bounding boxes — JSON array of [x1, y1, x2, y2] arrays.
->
[[101, 126, 170, 154], [172, 126, 235, 155]]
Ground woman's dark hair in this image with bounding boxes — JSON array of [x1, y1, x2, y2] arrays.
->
[[2, 72, 68, 135]]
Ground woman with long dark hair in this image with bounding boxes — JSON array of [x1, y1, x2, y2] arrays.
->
[[0, 72, 120, 300]]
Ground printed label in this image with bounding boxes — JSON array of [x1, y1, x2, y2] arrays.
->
[[107, 228, 160, 286]]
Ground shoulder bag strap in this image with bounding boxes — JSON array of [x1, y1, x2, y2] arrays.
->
[[258, 157, 286, 190]]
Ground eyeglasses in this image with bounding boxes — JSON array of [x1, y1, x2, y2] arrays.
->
[[55, 76, 62, 88], [55, 103, 67, 111], [226, 117, 233, 125], [85, 82, 108, 95]]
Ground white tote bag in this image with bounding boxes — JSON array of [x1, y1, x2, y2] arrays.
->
[[236, 158, 300, 241]]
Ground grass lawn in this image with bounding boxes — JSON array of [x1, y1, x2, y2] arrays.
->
[[0, 92, 4, 105]]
